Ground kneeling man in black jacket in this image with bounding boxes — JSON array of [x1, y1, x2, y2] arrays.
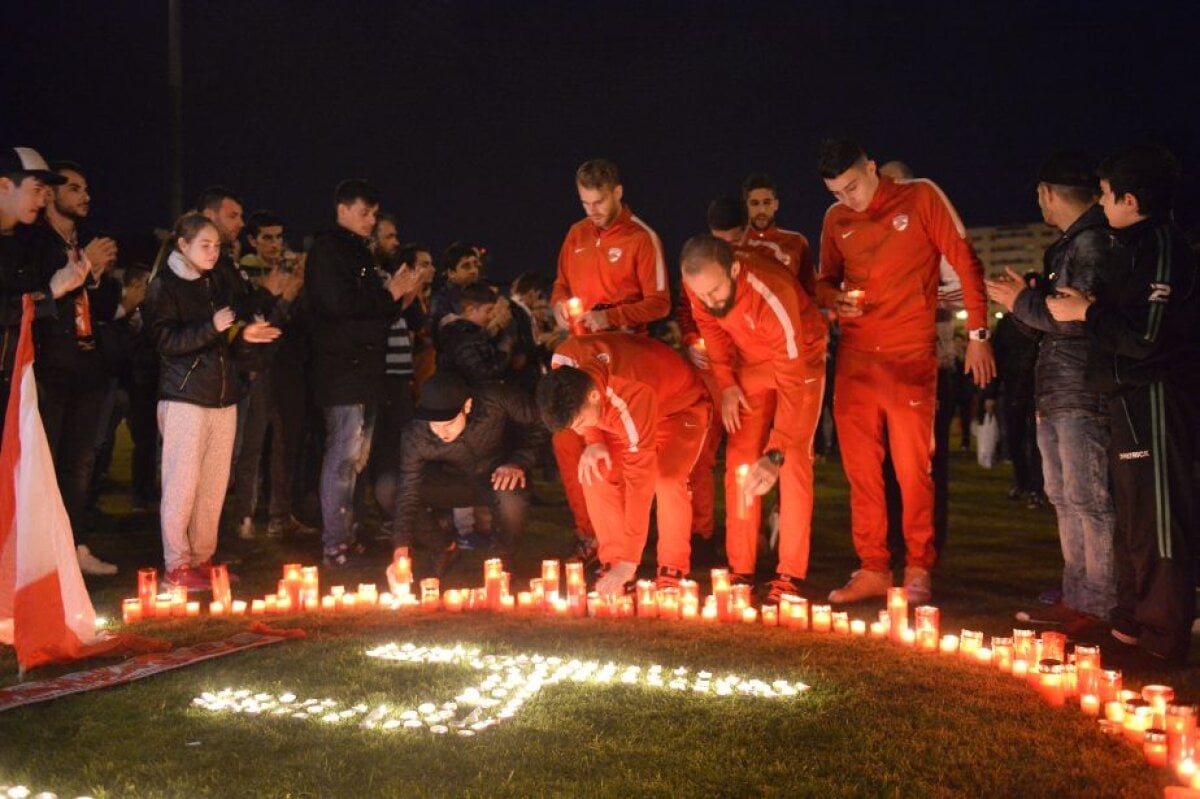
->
[[391, 373, 546, 577]]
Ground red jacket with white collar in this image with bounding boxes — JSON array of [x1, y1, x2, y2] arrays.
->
[[551, 205, 670, 331], [816, 176, 988, 357], [742, 224, 816, 298]]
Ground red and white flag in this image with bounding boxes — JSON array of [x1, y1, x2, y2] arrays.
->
[[0, 295, 116, 672]]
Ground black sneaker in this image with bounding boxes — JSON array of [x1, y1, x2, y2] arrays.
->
[[764, 574, 805, 605], [567, 535, 599, 568], [656, 565, 686, 590]]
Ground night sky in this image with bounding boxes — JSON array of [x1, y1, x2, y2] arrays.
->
[[5, 1, 1198, 281]]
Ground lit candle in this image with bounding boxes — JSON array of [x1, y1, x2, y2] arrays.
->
[[357, 583, 379, 606], [1012, 659, 1029, 678], [618, 595, 635, 618], [711, 568, 731, 621], [301, 566, 320, 606], [636, 581, 658, 619], [517, 591, 533, 609], [679, 579, 700, 604], [250, 599, 266, 615], [553, 597, 570, 616], [529, 578, 545, 608], [914, 606, 939, 651], [499, 595, 515, 612], [869, 621, 886, 638], [1124, 702, 1153, 745], [484, 558, 504, 609], [958, 630, 982, 658], [887, 588, 907, 642], [844, 288, 865, 310], [811, 605, 832, 633], [832, 612, 850, 635], [565, 562, 586, 598], [784, 595, 809, 630], [185, 601, 200, 617], [443, 589, 464, 613], [566, 297, 584, 330], [155, 594, 173, 619], [210, 564, 232, 607], [231, 600, 247, 615], [1144, 685, 1177, 728], [658, 588, 681, 621], [730, 584, 753, 615], [1177, 757, 1198, 784], [1167, 705, 1198, 767], [420, 578, 441, 611], [900, 627, 916, 646], [304, 597, 318, 612], [850, 619, 867, 636], [320, 595, 336, 611], [1105, 700, 1126, 723], [1038, 662, 1065, 707], [170, 586, 188, 617], [341, 594, 356, 610], [681, 596, 699, 620], [991, 636, 1014, 672], [940, 634, 959, 655], [540, 560, 561, 599], [1145, 729, 1169, 768], [265, 595, 278, 614], [1080, 694, 1101, 716], [1012, 629, 1035, 663], [208, 600, 225, 617], [138, 567, 158, 612], [742, 607, 758, 624], [122, 598, 143, 624], [701, 599, 719, 623], [1098, 669, 1123, 703], [1041, 631, 1067, 663], [761, 605, 779, 627]]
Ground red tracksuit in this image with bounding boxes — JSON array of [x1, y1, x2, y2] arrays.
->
[[817, 176, 987, 573], [742, 224, 816, 298], [550, 205, 669, 539], [683, 253, 826, 578], [551, 334, 710, 572]]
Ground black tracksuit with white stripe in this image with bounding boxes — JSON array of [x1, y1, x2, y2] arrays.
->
[[1084, 215, 1200, 661]]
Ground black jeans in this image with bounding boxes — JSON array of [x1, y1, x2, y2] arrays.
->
[[38, 381, 107, 537], [395, 463, 528, 555], [369, 375, 414, 518]]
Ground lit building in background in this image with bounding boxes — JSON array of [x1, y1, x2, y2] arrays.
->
[[968, 222, 1058, 279]]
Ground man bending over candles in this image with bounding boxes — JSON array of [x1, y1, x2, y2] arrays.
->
[[537, 332, 710, 596], [390, 372, 546, 578]]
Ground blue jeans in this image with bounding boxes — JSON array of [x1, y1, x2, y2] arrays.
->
[[1037, 410, 1116, 619], [320, 403, 376, 553]]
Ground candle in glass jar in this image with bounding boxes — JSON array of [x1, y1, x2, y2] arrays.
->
[[320, 595, 336, 611], [1038, 662, 1066, 707], [1012, 629, 1035, 663], [1012, 659, 1029, 678], [958, 630, 983, 658], [565, 562, 585, 597], [137, 567, 158, 611], [850, 618, 867, 636], [869, 621, 887, 638], [250, 599, 266, 615], [1145, 729, 1169, 768], [540, 559, 561, 598], [681, 595, 699, 620], [1167, 705, 1198, 767], [658, 588, 681, 620], [940, 634, 959, 655], [701, 599, 719, 623], [1105, 700, 1126, 723], [1041, 631, 1067, 663], [711, 568, 731, 620], [420, 578, 441, 611], [1124, 702, 1153, 745], [231, 600, 247, 615], [831, 612, 850, 635], [887, 588, 907, 641], [517, 591, 533, 609], [208, 600, 225, 617], [991, 636, 1014, 672], [761, 605, 779, 627], [785, 596, 809, 630], [185, 601, 200, 617], [811, 604, 832, 633], [914, 606, 939, 651], [1098, 669, 1123, 703], [565, 297, 584, 330], [122, 598, 143, 624], [742, 606, 758, 624], [1080, 694, 1101, 716], [636, 581, 658, 619], [443, 589, 464, 613], [210, 564, 232, 607], [553, 596, 570, 616], [1144, 685, 1177, 727]]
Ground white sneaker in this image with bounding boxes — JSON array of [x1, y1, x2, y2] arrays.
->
[[595, 560, 638, 598], [77, 545, 118, 576]]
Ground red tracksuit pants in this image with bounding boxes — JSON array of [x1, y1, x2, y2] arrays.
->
[[834, 350, 938, 573], [689, 371, 723, 538], [553, 429, 595, 538], [584, 401, 710, 572], [723, 354, 825, 579]]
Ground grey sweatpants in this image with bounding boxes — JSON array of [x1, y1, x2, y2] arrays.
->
[[158, 400, 238, 571]]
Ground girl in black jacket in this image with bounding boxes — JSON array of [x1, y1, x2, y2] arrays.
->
[[144, 213, 279, 590]]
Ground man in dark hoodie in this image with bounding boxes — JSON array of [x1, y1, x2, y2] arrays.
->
[[306, 179, 412, 566], [989, 152, 1116, 633], [1048, 144, 1199, 663], [436, 282, 509, 387]]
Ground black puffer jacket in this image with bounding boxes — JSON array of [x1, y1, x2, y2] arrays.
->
[[306, 226, 397, 406], [1011, 205, 1111, 415], [392, 383, 546, 537], [144, 252, 256, 408]]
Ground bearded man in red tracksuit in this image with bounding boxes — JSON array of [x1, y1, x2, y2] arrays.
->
[[741, 172, 817, 299], [537, 333, 710, 595], [549, 159, 669, 567], [679, 233, 825, 604], [815, 138, 995, 605]]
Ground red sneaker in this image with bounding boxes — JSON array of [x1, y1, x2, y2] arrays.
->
[[163, 566, 212, 592]]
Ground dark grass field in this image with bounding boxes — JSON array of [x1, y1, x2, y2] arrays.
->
[[2, 433, 1197, 797]]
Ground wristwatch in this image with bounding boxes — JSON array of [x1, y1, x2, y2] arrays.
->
[[765, 449, 785, 467], [968, 328, 990, 342]]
